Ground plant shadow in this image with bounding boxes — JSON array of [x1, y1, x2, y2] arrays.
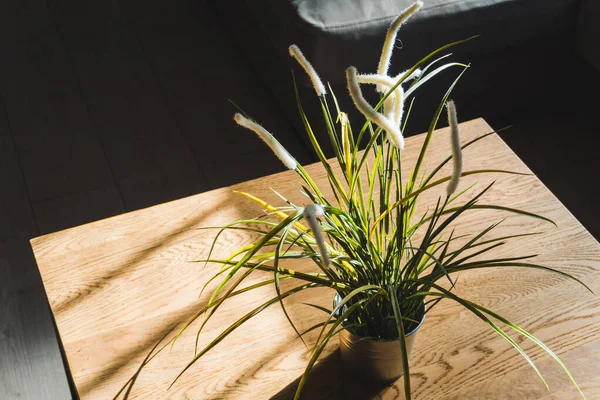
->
[[270, 349, 403, 400]]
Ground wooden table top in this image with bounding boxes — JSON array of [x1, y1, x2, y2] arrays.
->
[[32, 118, 600, 399]]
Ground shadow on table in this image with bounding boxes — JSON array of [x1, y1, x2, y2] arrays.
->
[[270, 350, 403, 400], [72, 190, 241, 397]]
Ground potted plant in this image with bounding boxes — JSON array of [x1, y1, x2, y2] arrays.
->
[[118, 2, 589, 399]]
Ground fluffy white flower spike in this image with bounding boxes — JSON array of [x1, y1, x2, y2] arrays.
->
[[355, 70, 421, 128], [234, 113, 298, 170], [357, 69, 421, 93], [395, 68, 423, 82], [445, 100, 462, 196], [347, 67, 405, 149], [355, 73, 398, 120], [392, 70, 421, 126], [289, 45, 327, 96], [393, 88, 405, 127], [356, 73, 395, 93], [376, 1, 423, 92], [303, 204, 330, 268], [383, 92, 397, 121]]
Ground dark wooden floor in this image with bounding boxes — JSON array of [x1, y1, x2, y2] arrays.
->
[[0, 1, 598, 399], [0, 1, 307, 398]]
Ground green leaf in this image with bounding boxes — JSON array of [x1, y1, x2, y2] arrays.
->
[[194, 258, 342, 288], [371, 170, 528, 236], [209, 212, 301, 304], [114, 325, 177, 399], [404, 62, 469, 98], [444, 219, 506, 265], [315, 284, 385, 347], [373, 35, 480, 114], [199, 219, 276, 272], [294, 292, 383, 399], [464, 298, 588, 399], [421, 127, 513, 187], [302, 302, 333, 315], [413, 285, 550, 392], [299, 320, 335, 336], [292, 71, 348, 205], [274, 223, 307, 347], [173, 274, 279, 349], [389, 285, 413, 400], [171, 283, 318, 389], [448, 261, 593, 293], [408, 65, 469, 194]]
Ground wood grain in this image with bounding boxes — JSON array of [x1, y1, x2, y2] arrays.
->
[[31, 118, 600, 399]]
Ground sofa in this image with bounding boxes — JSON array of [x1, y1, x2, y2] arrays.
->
[[214, 0, 597, 159]]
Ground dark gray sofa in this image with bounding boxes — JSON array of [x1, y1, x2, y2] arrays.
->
[[215, 0, 597, 158]]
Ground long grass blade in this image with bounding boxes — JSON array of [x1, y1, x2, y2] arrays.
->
[[412, 286, 550, 391], [171, 283, 318, 389], [294, 292, 383, 399], [389, 285, 413, 400]]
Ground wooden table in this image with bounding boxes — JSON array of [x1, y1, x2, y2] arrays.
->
[[32, 118, 600, 399]]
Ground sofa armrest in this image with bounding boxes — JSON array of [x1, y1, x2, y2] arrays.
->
[[577, 0, 600, 72]]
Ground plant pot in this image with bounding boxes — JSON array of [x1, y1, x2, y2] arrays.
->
[[335, 295, 425, 385]]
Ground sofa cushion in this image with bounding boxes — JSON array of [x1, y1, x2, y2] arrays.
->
[[214, 0, 582, 158], [249, 0, 580, 84]]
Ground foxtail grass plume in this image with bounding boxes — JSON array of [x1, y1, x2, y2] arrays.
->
[[356, 73, 395, 93], [393, 88, 405, 127], [355, 71, 421, 127], [303, 204, 330, 268], [392, 70, 421, 125], [234, 113, 297, 170], [339, 112, 353, 177], [384, 93, 397, 121], [357, 69, 422, 92], [395, 68, 423, 82], [446, 100, 462, 196], [347, 67, 405, 149], [289, 45, 327, 96], [376, 1, 423, 92], [356, 73, 398, 120], [391, 69, 421, 125]]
